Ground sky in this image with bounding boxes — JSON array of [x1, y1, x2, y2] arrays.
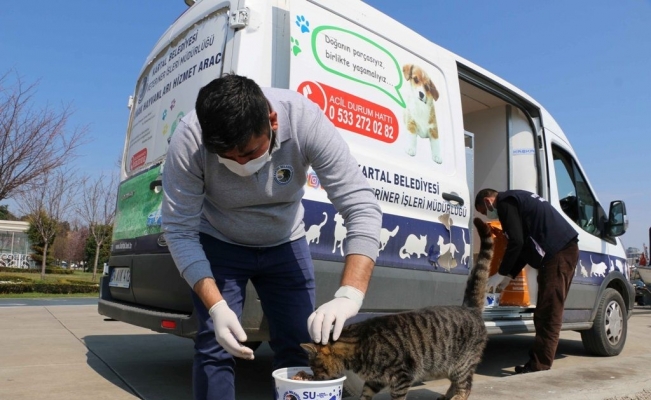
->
[[1, 0, 649, 251]]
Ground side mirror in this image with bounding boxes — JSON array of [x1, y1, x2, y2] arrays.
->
[[607, 200, 628, 237]]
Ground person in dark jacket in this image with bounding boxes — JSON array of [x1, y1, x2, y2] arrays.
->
[[475, 188, 579, 374]]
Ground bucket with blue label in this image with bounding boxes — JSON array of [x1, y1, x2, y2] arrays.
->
[[485, 292, 501, 308], [273, 366, 346, 400]]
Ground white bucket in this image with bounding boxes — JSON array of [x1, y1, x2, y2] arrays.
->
[[273, 366, 346, 400], [484, 292, 501, 308]]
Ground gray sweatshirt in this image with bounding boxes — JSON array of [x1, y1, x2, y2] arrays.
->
[[161, 87, 382, 288]]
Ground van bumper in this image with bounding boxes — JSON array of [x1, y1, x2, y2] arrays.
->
[[98, 274, 269, 341], [98, 275, 197, 338]]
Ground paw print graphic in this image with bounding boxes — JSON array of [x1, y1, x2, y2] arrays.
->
[[295, 15, 310, 33], [290, 37, 301, 56]]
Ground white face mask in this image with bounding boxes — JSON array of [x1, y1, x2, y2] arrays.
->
[[218, 150, 271, 177], [484, 200, 499, 220], [217, 126, 276, 177], [486, 207, 499, 220]]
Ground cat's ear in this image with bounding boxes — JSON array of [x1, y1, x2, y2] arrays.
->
[[300, 343, 319, 356]]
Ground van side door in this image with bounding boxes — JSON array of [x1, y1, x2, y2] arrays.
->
[[549, 139, 611, 311], [287, 0, 471, 310]]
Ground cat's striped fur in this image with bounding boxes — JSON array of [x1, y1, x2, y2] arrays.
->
[[301, 218, 494, 400]]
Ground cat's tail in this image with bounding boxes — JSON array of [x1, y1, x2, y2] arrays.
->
[[462, 218, 494, 310], [399, 245, 409, 259]]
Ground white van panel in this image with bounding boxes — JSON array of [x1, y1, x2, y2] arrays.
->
[[464, 106, 509, 192], [101, 0, 633, 354], [285, 0, 471, 274], [125, 8, 230, 177], [228, 0, 312, 88], [509, 106, 538, 192]]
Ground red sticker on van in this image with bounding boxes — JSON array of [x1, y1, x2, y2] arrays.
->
[[130, 148, 148, 171], [297, 81, 399, 143]]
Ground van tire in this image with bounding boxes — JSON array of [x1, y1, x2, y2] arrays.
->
[[580, 288, 627, 356]]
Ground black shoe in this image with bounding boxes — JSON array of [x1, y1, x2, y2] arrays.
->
[[514, 364, 534, 374]]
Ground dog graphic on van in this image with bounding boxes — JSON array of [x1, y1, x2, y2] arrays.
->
[[590, 254, 608, 277], [402, 63, 441, 164], [460, 230, 471, 266], [332, 213, 346, 256], [426, 235, 459, 271]]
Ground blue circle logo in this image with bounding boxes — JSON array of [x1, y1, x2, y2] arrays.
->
[[282, 390, 300, 400], [274, 165, 294, 185], [137, 75, 148, 105]]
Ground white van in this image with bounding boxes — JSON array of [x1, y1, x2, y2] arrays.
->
[[99, 0, 633, 385]]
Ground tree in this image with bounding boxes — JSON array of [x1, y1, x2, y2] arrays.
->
[[0, 204, 17, 220], [0, 71, 87, 202], [85, 225, 112, 272], [17, 169, 81, 279], [69, 225, 90, 268], [51, 221, 71, 265], [52, 222, 89, 268], [26, 213, 56, 266], [77, 172, 117, 281]]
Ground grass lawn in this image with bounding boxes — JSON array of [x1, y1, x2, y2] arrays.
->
[[0, 270, 101, 283], [0, 270, 101, 298], [0, 292, 99, 299]]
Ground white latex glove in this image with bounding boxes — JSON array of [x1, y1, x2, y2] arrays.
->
[[208, 300, 254, 360], [486, 273, 512, 293], [307, 286, 364, 344]]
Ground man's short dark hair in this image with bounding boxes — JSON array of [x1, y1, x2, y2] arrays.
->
[[475, 188, 499, 210], [195, 74, 270, 154]]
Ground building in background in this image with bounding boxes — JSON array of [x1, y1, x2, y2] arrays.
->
[[0, 220, 35, 269]]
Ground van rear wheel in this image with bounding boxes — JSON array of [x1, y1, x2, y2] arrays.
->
[[580, 288, 626, 356]]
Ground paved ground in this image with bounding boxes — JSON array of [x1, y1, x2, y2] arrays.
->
[[0, 297, 98, 307], [0, 300, 650, 399]]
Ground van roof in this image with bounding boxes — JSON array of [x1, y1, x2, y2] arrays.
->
[[137, 0, 568, 143]]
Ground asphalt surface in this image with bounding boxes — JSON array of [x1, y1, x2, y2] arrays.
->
[[0, 299, 650, 399]]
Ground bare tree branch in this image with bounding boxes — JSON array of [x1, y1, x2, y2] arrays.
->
[[52, 219, 89, 268], [0, 70, 89, 202], [77, 171, 118, 281], [17, 169, 82, 279], [68, 226, 90, 268]]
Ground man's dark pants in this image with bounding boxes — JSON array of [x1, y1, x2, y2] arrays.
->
[[529, 239, 579, 371], [191, 234, 315, 400]]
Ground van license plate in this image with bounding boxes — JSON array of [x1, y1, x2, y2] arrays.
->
[[109, 268, 131, 289]]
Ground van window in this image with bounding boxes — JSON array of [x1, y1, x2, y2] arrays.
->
[[552, 145, 604, 237], [125, 10, 229, 176]]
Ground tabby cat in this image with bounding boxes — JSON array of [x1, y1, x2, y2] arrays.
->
[[301, 217, 494, 400]]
